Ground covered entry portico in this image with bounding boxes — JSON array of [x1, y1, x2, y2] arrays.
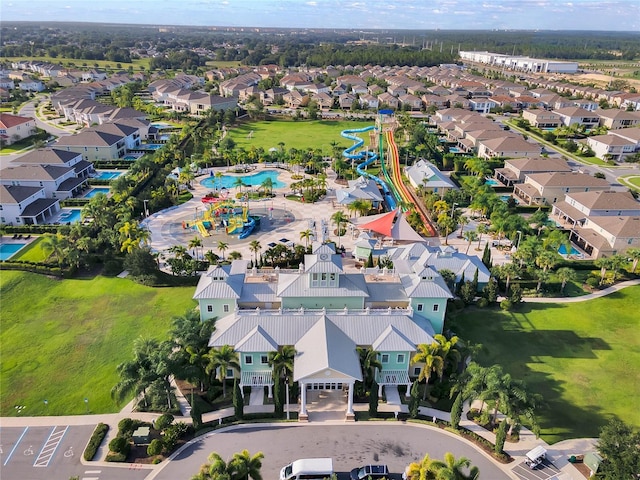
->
[[294, 317, 362, 421]]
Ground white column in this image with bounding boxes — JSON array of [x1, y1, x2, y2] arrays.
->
[[268, 383, 273, 398], [377, 383, 383, 398], [406, 382, 411, 397], [300, 382, 307, 415], [347, 382, 354, 415]]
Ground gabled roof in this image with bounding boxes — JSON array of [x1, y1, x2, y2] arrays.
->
[[372, 325, 418, 352], [294, 317, 362, 381], [0, 113, 33, 128], [236, 325, 279, 353], [11, 148, 81, 166], [193, 264, 244, 299], [0, 184, 42, 203], [276, 272, 369, 298]]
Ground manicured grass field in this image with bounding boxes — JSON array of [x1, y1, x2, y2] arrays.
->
[[228, 120, 376, 155], [0, 271, 196, 416], [450, 286, 640, 444], [9, 236, 49, 263]]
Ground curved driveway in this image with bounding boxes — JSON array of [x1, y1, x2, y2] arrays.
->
[[149, 423, 513, 480]]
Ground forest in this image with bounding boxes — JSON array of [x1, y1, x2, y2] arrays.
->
[[1, 22, 638, 71]]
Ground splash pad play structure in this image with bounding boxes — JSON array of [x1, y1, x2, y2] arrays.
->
[[183, 196, 258, 240], [340, 111, 436, 237]]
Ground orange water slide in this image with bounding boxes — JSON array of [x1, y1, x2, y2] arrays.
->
[[385, 130, 437, 236]]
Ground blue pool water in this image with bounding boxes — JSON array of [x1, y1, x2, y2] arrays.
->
[[140, 144, 164, 150], [0, 243, 28, 261], [94, 170, 124, 181], [449, 147, 463, 153], [84, 187, 110, 198], [200, 170, 286, 190], [485, 178, 499, 186], [58, 208, 83, 223], [499, 195, 519, 204], [558, 244, 581, 256]]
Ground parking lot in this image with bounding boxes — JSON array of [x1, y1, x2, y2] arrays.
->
[[1, 425, 95, 478], [512, 458, 562, 480]]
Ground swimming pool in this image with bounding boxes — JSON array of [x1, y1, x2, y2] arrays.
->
[[558, 244, 582, 256], [84, 187, 110, 198], [0, 243, 28, 261], [499, 195, 519, 204], [58, 208, 83, 223], [449, 147, 463, 153], [200, 170, 286, 190], [485, 178, 499, 186], [140, 144, 164, 150], [94, 170, 124, 181]]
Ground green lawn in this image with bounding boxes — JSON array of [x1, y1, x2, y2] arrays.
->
[[0, 271, 196, 416], [450, 286, 640, 444], [3, 56, 150, 71], [10, 236, 49, 262], [228, 120, 375, 155]]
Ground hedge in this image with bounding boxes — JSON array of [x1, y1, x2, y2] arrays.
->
[[0, 261, 66, 277], [83, 423, 109, 461]]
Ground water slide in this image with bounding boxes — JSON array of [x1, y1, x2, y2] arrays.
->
[[195, 221, 210, 237], [238, 216, 257, 239], [340, 127, 397, 210], [384, 130, 436, 236], [226, 216, 244, 234]]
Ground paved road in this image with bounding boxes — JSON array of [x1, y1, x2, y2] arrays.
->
[[149, 423, 513, 480]]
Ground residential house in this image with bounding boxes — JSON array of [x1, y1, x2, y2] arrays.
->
[[377, 92, 399, 110], [0, 113, 36, 145], [478, 137, 541, 160], [513, 172, 610, 205], [569, 216, 640, 258], [597, 109, 640, 129], [0, 185, 60, 226], [608, 127, 640, 151], [283, 90, 309, 108], [0, 164, 82, 200], [54, 130, 127, 161], [335, 176, 384, 209], [338, 93, 356, 110], [398, 94, 422, 111], [553, 106, 600, 129], [586, 134, 636, 162], [522, 109, 562, 129], [312, 92, 334, 109], [358, 94, 379, 110], [259, 87, 288, 106], [552, 190, 640, 228], [494, 157, 571, 187], [405, 159, 457, 195], [18, 78, 45, 92], [194, 243, 453, 419], [10, 148, 92, 181]]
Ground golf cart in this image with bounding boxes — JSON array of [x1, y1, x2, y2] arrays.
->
[[525, 446, 547, 469]]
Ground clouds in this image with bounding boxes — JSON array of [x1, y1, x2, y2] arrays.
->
[[1, 0, 638, 30]]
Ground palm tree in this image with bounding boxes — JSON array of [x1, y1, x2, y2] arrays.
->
[[493, 262, 520, 294], [204, 250, 220, 266], [299, 229, 314, 249], [435, 453, 479, 480], [475, 224, 487, 251], [411, 344, 444, 400], [331, 210, 348, 248], [233, 177, 246, 194], [217, 241, 229, 261], [356, 347, 382, 390], [205, 345, 240, 398], [535, 250, 560, 273], [556, 267, 576, 295], [404, 453, 445, 480], [595, 256, 616, 285], [229, 251, 243, 260], [249, 240, 261, 266], [189, 236, 203, 260], [432, 334, 461, 380], [609, 254, 628, 281], [41, 233, 69, 267], [463, 230, 478, 254], [535, 270, 551, 293], [439, 269, 457, 293], [627, 248, 640, 273], [268, 345, 296, 383], [230, 450, 264, 480], [260, 177, 274, 197]]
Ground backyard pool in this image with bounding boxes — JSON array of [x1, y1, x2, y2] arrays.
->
[[499, 194, 519, 204], [558, 244, 583, 257], [0, 243, 28, 261], [58, 208, 83, 223], [123, 154, 143, 161], [140, 144, 164, 150], [449, 147, 464, 153], [201, 170, 286, 190], [485, 178, 499, 186], [94, 170, 124, 181], [83, 187, 110, 198]]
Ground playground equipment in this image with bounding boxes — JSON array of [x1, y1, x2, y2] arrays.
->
[[341, 126, 397, 210]]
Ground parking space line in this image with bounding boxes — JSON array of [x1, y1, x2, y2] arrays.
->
[[3, 426, 28, 466], [34, 425, 68, 467]]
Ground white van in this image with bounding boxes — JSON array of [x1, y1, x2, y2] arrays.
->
[[525, 446, 547, 469], [280, 458, 334, 480]]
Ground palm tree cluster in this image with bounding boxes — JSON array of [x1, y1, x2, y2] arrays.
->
[[404, 452, 479, 480], [193, 450, 264, 480], [453, 362, 542, 437], [411, 334, 461, 401]]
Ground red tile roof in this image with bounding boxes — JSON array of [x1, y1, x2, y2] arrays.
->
[[0, 113, 33, 128]]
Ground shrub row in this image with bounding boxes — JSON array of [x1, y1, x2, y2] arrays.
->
[[0, 261, 66, 277], [83, 423, 109, 461]]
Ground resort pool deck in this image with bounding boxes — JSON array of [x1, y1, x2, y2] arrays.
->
[[200, 170, 286, 190], [83, 187, 111, 198], [0, 243, 28, 261], [58, 208, 83, 223], [94, 170, 124, 181]]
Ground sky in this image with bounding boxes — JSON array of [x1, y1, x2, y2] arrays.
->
[[2, 0, 639, 32]]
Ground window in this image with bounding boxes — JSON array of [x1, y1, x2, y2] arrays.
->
[[207, 305, 213, 312], [244, 355, 253, 365], [261, 355, 269, 365], [397, 354, 405, 364], [226, 368, 234, 378], [381, 354, 389, 363], [413, 367, 421, 377], [417, 304, 424, 312], [223, 304, 230, 313], [433, 304, 439, 312]]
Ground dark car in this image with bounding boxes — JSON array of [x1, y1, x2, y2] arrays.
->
[[350, 465, 390, 480]]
